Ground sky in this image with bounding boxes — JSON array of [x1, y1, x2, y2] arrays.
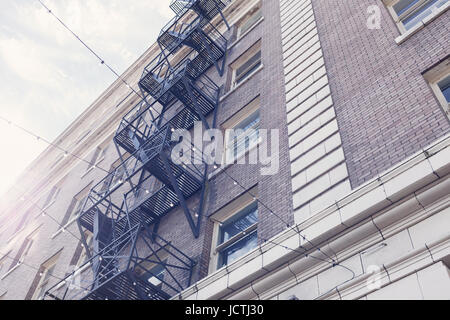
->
[[0, 0, 173, 197]]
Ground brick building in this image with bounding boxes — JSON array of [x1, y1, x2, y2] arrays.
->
[[0, 0, 449, 300]]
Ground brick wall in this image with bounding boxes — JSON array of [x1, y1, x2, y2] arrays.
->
[[311, 0, 450, 188]]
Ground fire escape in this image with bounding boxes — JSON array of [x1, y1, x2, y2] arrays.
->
[[44, 0, 230, 300]]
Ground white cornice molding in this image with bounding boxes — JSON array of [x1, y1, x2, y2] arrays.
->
[[173, 133, 450, 300]]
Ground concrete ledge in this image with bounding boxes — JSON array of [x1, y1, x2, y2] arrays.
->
[[173, 134, 450, 300]]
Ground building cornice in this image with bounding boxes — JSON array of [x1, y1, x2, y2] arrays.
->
[[173, 133, 450, 300]]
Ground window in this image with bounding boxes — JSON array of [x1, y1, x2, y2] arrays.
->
[[223, 97, 261, 163], [209, 187, 259, 271], [13, 208, 34, 235], [42, 177, 66, 210], [0, 251, 11, 275], [42, 186, 61, 209], [236, 3, 262, 38], [75, 232, 93, 267], [217, 202, 258, 268], [31, 251, 61, 300], [135, 256, 168, 290], [438, 76, 450, 103], [86, 145, 108, 172], [60, 182, 92, 228], [101, 159, 126, 194], [75, 130, 91, 147], [229, 40, 262, 90], [7, 231, 37, 273], [424, 57, 450, 119], [385, 0, 448, 33]]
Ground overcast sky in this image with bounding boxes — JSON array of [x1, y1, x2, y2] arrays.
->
[[0, 0, 173, 197]]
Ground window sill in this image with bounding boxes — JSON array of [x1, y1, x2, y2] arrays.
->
[[220, 64, 264, 102], [6, 230, 22, 244], [229, 17, 264, 51], [51, 215, 79, 239], [39, 200, 56, 216], [214, 224, 258, 254], [80, 157, 105, 179], [395, 2, 449, 45], [54, 263, 90, 291], [208, 141, 261, 180], [1, 264, 21, 280]]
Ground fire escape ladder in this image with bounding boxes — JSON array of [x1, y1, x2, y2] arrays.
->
[[45, 0, 230, 301], [170, 0, 231, 29]]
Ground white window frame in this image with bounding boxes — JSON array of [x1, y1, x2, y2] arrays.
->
[[223, 97, 261, 164], [209, 187, 259, 273], [423, 57, 450, 119], [236, 2, 262, 39], [32, 251, 61, 300], [53, 183, 93, 238], [2, 229, 38, 280], [230, 40, 262, 90], [384, 0, 449, 34], [0, 251, 11, 277], [76, 232, 94, 269], [42, 176, 66, 211]]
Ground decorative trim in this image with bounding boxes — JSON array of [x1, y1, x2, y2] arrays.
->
[[172, 133, 450, 300], [395, 2, 449, 44]]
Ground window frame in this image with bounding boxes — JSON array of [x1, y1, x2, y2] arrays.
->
[[236, 3, 262, 39], [209, 187, 259, 273], [134, 253, 169, 290], [423, 57, 450, 120], [55, 182, 93, 236], [3, 228, 39, 279], [223, 96, 261, 164], [385, 0, 448, 34], [216, 203, 259, 268], [31, 251, 61, 300], [0, 251, 11, 277], [75, 232, 94, 269], [229, 40, 262, 91]]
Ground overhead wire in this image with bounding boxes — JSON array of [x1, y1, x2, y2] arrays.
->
[[24, 0, 359, 299]]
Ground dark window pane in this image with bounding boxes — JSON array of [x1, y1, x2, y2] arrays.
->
[[236, 60, 261, 85], [394, 0, 421, 16], [438, 76, 450, 102], [402, 0, 440, 30], [239, 9, 262, 35], [219, 231, 258, 267], [441, 85, 450, 102], [220, 203, 258, 243], [137, 260, 166, 290]]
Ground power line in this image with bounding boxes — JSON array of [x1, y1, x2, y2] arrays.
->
[[208, 161, 337, 264], [36, 0, 145, 101], [11, 185, 83, 243], [209, 215, 355, 300], [0, 250, 90, 294], [32, 0, 358, 299]]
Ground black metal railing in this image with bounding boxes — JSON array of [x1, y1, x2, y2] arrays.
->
[[44, 225, 196, 300]]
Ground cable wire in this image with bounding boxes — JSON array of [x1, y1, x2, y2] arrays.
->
[[36, 0, 144, 101], [0, 250, 90, 293], [30, 0, 359, 299], [0, 115, 109, 174], [11, 185, 83, 243]]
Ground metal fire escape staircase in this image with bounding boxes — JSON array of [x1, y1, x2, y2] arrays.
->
[[44, 0, 230, 301]]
